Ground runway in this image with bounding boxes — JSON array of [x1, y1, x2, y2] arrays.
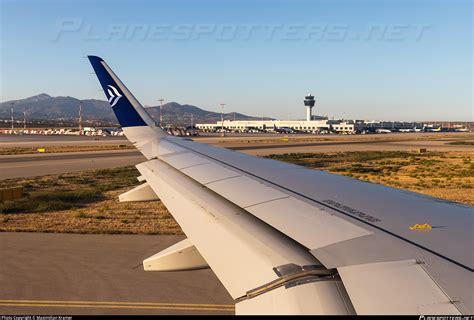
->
[[0, 232, 234, 315], [0, 150, 145, 180]]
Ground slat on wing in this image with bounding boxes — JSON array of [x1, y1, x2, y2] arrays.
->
[[158, 139, 187, 156], [247, 197, 371, 250], [161, 152, 210, 170], [206, 175, 290, 208], [181, 162, 241, 184]]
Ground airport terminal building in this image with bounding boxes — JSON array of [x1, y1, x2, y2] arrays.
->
[[197, 119, 364, 134], [196, 95, 423, 134]]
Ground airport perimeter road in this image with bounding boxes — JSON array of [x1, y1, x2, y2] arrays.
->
[[0, 150, 145, 180], [0, 233, 234, 315]]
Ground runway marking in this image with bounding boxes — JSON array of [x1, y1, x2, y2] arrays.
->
[[0, 299, 234, 312], [0, 303, 233, 312]]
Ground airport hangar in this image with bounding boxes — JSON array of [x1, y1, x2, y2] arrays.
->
[[196, 95, 423, 134]]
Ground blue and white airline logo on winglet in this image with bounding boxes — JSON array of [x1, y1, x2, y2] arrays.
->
[[107, 85, 122, 107]]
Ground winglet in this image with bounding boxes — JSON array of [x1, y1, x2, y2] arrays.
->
[[88, 55, 158, 129]]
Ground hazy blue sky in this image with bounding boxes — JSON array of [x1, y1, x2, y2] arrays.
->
[[1, 0, 472, 121]]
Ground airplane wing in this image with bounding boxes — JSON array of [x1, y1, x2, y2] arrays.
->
[[88, 56, 473, 315]]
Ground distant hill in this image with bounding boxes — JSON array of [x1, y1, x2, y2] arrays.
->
[[0, 94, 113, 122], [146, 102, 270, 125], [0, 94, 271, 126]]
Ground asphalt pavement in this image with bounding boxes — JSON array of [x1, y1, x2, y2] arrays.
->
[[0, 232, 234, 315]]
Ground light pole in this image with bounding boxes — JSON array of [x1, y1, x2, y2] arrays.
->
[[79, 101, 83, 134], [158, 99, 164, 127], [23, 110, 26, 129], [220, 103, 226, 137], [10, 102, 14, 130]]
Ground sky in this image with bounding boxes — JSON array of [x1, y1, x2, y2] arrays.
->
[[0, 0, 472, 121]]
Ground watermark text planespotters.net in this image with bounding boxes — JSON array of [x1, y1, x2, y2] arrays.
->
[[52, 19, 431, 43]]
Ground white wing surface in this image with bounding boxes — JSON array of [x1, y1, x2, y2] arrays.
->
[[88, 56, 472, 315]]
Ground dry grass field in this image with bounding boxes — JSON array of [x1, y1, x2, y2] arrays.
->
[[0, 150, 472, 234], [0, 167, 181, 234], [267, 150, 474, 205]]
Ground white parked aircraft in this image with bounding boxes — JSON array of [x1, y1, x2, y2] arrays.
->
[[88, 56, 472, 315]]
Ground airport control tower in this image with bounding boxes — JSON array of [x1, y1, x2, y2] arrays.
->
[[304, 94, 315, 121]]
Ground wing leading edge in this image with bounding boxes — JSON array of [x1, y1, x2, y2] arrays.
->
[[88, 56, 472, 315]]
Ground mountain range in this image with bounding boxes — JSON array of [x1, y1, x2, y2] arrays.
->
[[0, 94, 271, 126]]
